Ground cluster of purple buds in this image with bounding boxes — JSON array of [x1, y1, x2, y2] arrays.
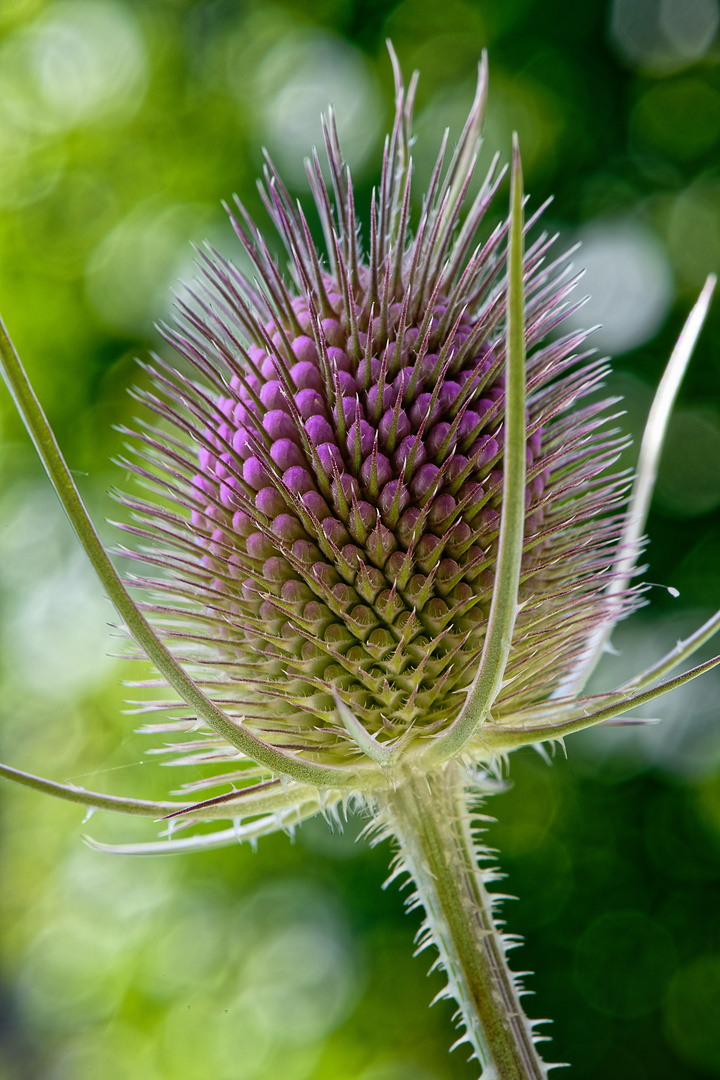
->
[[123, 68, 628, 779]]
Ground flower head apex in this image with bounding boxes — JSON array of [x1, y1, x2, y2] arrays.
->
[[0, 47, 716, 856]]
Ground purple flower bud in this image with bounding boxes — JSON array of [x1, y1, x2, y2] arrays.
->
[[347, 419, 375, 458], [327, 345, 351, 371], [260, 380, 286, 411], [291, 336, 319, 366], [379, 407, 411, 447], [317, 442, 344, 476], [255, 486, 286, 518], [360, 452, 392, 490], [296, 387, 326, 420], [284, 466, 315, 495], [272, 513, 305, 543], [263, 409, 298, 442], [306, 415, 334, 446], [291, 359, 323, 392], [243, 456, 270, 491]]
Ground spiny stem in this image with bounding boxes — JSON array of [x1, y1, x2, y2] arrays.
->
[[381, 765, 549, 1080]]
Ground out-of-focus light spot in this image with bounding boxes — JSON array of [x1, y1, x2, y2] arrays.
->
[[85, 200, 217, 333], [29, 1, 148, 126], [383, 0, 486, 92], [414, 73, 560, 194], [484, 76, 561, 182], [0, 0, 146, 135], [242, 922, 353, 1043], [139, 905, 230, 997], [0, 487, 114, 700], [564, 218, 673, 354], [357, 1060, 442, 1080], [160, 882, 359, 1080], [19, 170, 118, 276], [163, 999, 299, 1080], [61, 846, 172, 922], [666, 181, 720, 287], [17, 912, 130, 1027], [574, 912, 676, 1018], [656, 406, 720, 516], [0, 1, 148, 135], [0, 115, 62, 207], [632, 78, 720, 161], [234, 882, 359, 1046], [660, 0, 720, 59], [252, 32, 382, 189], [578, 613, 720, 777], [6, 552, 114, 698], [664, 955, 720, 1072], [610, 0, 720, 73], [51, 1025, 162, 1080], [0, 0, 43, 31]]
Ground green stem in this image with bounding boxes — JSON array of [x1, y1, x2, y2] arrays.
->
[[382, 765, 548, 1080]]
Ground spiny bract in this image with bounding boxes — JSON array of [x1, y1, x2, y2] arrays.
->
[[117, 54, 633, 798]]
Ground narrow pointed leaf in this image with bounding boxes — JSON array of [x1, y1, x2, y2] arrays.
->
[[332, 692, 393, 767], [84, 805, 319, 856], [561, 272, 717, 693], [425, 135, 526, 766], [618, 605, 720, 693], [0, 760, 185, 817], [163, 780, 322, 822], [483, 650, 720, 751]]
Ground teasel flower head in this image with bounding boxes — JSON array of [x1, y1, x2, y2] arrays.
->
[[0, 48, 717, 846], [0, 45, 717, 1080]]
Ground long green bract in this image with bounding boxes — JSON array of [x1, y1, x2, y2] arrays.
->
[[617, 605, 720, 691], [84, 802, 321, 856], [560, 272, 717, 695], [482, 650, 720, 751], [0, 760, 185, 817], [424, 135, 527, 766]]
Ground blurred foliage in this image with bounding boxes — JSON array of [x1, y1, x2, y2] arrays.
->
[[1, 0, 720, 1078]]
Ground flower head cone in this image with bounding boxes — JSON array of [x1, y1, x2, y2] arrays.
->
[[104, 52, 644, 821]]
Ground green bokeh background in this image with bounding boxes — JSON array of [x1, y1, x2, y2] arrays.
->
[[1, 1, 720, 1078]]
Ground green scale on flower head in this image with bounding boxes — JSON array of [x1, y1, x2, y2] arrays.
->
[[0, 44, 718, 1080]]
